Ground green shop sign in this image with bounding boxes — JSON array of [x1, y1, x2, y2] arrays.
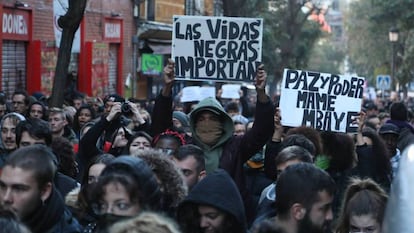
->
[[141, 54, 163, 75]]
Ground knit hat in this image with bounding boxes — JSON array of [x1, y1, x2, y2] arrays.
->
[[172, 111, 190, 128]]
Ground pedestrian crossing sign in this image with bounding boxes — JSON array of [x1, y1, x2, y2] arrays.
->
[[376, 75, 391, 90]]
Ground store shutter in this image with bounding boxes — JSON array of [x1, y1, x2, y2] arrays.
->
[[108, 44, 118, 95], [2, 40, 26, 98]]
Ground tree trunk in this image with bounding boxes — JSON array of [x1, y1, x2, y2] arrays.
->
[[50, 0, 86, 108]]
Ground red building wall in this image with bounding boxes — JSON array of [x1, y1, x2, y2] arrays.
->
[[0, 0, 136, 97]]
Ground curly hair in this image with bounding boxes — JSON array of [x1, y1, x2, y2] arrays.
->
[[133, 149, 187, 214], [51, 136, 78, 178], [321, 132, 356, 172], [73, 105, 96, 135], [109, 212, 181, 233], [286, 126, 323, 156]]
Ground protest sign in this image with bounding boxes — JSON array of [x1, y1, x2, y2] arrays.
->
[[199, 86, 216, 100], [172, 15, 263, 82], [279, 69, 365, 133], [181, 86, 216, 102], [221, 84, 241, 99]]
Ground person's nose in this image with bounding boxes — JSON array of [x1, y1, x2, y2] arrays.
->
[[2, 188, 13, 204], [103, 204, 113, 214], [326, 208, 333, 221], [200, 216, 209, 228]]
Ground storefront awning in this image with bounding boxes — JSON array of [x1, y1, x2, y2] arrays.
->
[[147, 42, 171, 54], [138, 21, 172, 41]]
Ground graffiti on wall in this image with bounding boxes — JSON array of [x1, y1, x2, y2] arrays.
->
[[92, 43, 109, 97], [41, 42, 58, 96]]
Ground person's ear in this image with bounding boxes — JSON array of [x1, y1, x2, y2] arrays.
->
[[291, 203, 306, 220], [198, 170, 206, 180], [40, 182, 52, 203]]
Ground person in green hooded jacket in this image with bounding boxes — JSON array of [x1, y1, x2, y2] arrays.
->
[[152, 59, 274, 224]]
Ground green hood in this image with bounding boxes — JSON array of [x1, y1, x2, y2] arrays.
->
[[189, 97, 234, 149]]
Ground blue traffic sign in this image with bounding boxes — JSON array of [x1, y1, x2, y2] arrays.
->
[[376, 75, 391, 90]]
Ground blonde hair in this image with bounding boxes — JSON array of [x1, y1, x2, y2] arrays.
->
[[109, 212, 181, 233]]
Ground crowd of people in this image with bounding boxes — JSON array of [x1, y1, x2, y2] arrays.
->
[[0, 60, 412, 233]]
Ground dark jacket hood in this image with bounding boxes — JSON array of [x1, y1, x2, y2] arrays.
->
[[189, 97, 234, 149], [179, 169, 247, 230], [101, 156, 162, 211]]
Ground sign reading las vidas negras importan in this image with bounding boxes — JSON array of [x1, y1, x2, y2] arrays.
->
[[172, 15, 263, 82], [279, 69, 365, 133]]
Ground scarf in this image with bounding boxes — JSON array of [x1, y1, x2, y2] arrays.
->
[[195, 120, 223, 147], [23, 188, 64, 233]]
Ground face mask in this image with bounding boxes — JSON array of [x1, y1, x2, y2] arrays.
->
[[96, 213, 131, 231], [195, 119, 223, 146]]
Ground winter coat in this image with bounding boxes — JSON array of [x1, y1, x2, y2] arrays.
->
[[24, 188, 82, 233], [152, 93, 274, 224]]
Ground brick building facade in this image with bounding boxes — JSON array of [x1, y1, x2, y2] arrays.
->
[[0, 0, 218, 100], [0, 0, 135, 98]]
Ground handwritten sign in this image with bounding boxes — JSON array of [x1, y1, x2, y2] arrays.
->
[[181, 86, 216, 103], [172, 15, 263, 82], [221, 84, 241, 99], [279, 69, 365, 133]]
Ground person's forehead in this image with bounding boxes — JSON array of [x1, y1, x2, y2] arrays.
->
[[21, 131, 46, 143], [350, 214, 378, 226], [175, 155, 198, 167], [234, 123, 246, 128], [102, 181, 130, 198], [79, 108, 92, 114], [198, 204, 222, 214], [12, 94, 25, 100], [1, 166, 36, 186], [105, 101, 115, 106], [132, 136, 150, 143], [31, 104, 43, 110], [2, 118, 17, 128], [198, 111, 216, 116], [49, 112, 64, 118], [156, 137, 179, 148], [313, 190, 333, 206]]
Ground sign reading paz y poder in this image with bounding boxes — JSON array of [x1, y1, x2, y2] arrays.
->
[[279, 69, 365, 133], [172, 15, 263, 82]]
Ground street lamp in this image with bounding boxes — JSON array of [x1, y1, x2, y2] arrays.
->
[[389, 27, 399, 91]]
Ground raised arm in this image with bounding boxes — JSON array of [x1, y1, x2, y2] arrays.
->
[[151, 59, 175, 136], [239, 64, 274, 162]]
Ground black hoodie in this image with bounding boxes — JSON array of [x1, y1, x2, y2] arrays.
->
[[177, 169, 247, 233]]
